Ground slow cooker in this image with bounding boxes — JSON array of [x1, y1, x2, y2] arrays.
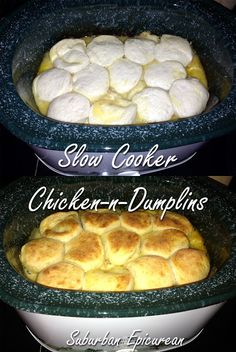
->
[[0, 0, 235, 175], [0, 176, 235, 351]]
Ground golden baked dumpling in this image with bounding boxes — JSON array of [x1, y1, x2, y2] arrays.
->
[[104, 228, 140, 265], [40, 211, 82, 243], [127, 255, 175, 290], [120, 211, 153, 235], [153, 211, 193, 235], [153, 212, 206, 251], [64, 231, 104, 271], [187, 229, 206, 251], [37, 261, 84, 290], [170, 248, 210, 285], [20, 238, 64, 280], [141, 229, 189, 258], [19, 209, 210, 291], [80, 210, 120, 235], [84, 267, 133, 291]]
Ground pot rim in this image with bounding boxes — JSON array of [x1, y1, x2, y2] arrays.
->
[[0, 0, 236, 152], [0, 176, 236, 318]]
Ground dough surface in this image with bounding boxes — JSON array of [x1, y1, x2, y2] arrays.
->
[[19, 210, 210, 291]]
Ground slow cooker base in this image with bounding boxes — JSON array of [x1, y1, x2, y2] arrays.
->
[[18, 303, 224, 352], [32, 142, 205, 176], [28, 327, 204, 352]]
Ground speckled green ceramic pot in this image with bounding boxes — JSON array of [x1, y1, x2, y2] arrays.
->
[[0, 0, 236, 174], [0, 177, 235, 351]]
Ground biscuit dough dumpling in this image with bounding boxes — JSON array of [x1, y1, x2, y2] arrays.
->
[[49, 38, 86, 62], [109, 58, 143, 94], [141, 229, 189, 258], [39, 211, 82, 243], [20, 237, 64, 278], [124, 38, 156, 65], [32, 32, 209, 124], [37, 261, 84, 290], [73, 63, 109, 101], [87, 35, 124, 67], [144, 60, 186, 90], [155, 34, 193, 67], [170, 248, 210, 285], [127, 255, 175, 290], [120, 211, 153, 235], [169, 78, 209, 118], [84, 267, 134, 291], [65, 231, 104, 271], [80, 211, 120, 235], [19, 210, 210, 291], [153, 211, 194, 235], [32, 68, 72, 103], [49, 38, 89, 74], [132, 87, 174, 122], [89, 98, 137, 125], [47, 92, 90, 123], [104, 229, 140, 265]]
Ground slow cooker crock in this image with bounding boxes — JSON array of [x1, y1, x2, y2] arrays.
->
[[0, 0, 235, 175], [0, 176, 235, 351]]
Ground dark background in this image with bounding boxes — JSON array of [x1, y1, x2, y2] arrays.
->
[[0, 0, 236, 351]]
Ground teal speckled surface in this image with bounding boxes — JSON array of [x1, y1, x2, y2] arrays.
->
[[0, 0, 235, 152], [0, 176, 235, 318]]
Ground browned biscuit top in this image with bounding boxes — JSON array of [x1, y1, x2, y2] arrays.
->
[[19, 210, 209, 291], [141, 229, 189, 258], [170, 248, 210, 285], [84, 267, 134, 292], [37, 261, 84, 290], [127, 255, 175, 290], [81, 211, 120, 234], [65, 231, 104, 271], [40, 211, 82, 243], [120, 211, 153, 235], [104, 228, 140, 265], [20, 237, 64, 274], [153, 211, 193, 235]]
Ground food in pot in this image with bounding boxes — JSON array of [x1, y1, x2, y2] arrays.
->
[[47, 92, 91, 123], [19, 210, 210, 291], [132, 87, 174, 122], [32, 68, 73, 113], [20, 238, 64, 281], [32, 33, 209, 124], [154, 34, 193, 67], [169, 78, 210, 118]]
